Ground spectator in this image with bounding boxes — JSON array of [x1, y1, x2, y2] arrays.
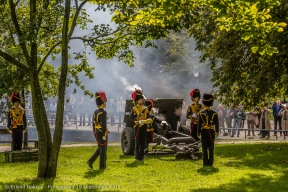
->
[[245, 110, 255, 136], [225, 105, 233, 134], [279, 103, 288, 136], [117, 96, 125, 128], [216, 104, 225, 130], [237, 105, 246, 128], [87, 98, 95, 126], [272, 99, 284, 136], [63, 101, 71, 127], [230, 104, 240, 137], [49, 99, 57, 125], [108, 99, 117, 126], [78, 97, 87, 126], [69, 95, 78, 124], [259, 103, 271, 139]]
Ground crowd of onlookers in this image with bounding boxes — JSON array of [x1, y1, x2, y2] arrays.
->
[[214, 98, 288, 138], [2, 94, 288, 139], [0, 94, 127, 128]]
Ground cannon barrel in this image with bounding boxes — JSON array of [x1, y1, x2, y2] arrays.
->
[[167, 137, 196, 144]]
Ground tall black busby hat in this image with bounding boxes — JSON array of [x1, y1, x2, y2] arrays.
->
[[202, 93, 214, 106], [190, 89, 201, 101], [144, 100, 154, 112], [131, 89, 144, 104], [95, 91, 107, 106], [10, 92, 21, 103]]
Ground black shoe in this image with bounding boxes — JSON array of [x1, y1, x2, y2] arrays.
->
[[237, 135, 239, 137], [87, 161, 93, 169], [87, 124, 91, 126], [230, 135, 234, 137], [257, 133, 261, 135], [247, 134, 250, 136]]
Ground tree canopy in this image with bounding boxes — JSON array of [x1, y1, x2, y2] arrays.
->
[[111, 0, 287, 107]]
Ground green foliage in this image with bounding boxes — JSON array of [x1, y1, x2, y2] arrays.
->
[[188, 0, 288, 107]]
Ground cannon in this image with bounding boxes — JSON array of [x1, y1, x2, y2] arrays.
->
[[121, 98, 201, 159]]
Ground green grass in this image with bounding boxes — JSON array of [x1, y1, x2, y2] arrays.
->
[[1, 142, 288, 192]]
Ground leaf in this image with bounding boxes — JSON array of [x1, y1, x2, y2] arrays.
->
[[130, 21, 139, 26], [277, 27, 284, 32], [278, 22, 287, 27], [251, 46, 258, 53], [250, 3, 258, 15], [241, 32, 252, 41]]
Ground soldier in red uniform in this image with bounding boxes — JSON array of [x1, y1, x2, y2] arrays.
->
[[130, 89, 151, 161], [6, 92, 27, 151], [186, 89, 203, 141], [87, 91, 109, 170]]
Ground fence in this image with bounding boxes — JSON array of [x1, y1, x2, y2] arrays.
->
[[220, 127, 288, 140]]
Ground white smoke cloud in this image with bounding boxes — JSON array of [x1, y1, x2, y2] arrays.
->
[[120, 77, 142, 91]]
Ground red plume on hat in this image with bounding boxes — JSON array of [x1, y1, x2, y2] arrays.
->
[[95, 91, 107, 106], [190, 89, 200, 101], [10, 92, 21, 103], [131, 89, 144, 104]]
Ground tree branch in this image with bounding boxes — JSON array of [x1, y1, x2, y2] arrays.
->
[[0, 50, 29, 72], [36, 0, 50, 34], [37, 41, 62, 75], [68, 0, 88, 40], [9, 0, 30, 63]]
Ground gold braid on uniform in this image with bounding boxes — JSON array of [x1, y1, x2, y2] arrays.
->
[[200, 111, 216, 130]]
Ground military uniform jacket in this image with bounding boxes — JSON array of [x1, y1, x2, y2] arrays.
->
[[7, 106, 27, 129], [186, 102, 203, 124], [197, 109, 219, 135], [146, 113, 162, 132], [130, 104, 149, 128], [93, 108, 107, 133]]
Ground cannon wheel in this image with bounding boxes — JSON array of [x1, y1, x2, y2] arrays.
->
[[121, 127, 135, 155]]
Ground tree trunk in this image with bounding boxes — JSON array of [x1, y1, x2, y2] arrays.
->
[[29, 71, 52, 178], [45, 0, 71, 178]]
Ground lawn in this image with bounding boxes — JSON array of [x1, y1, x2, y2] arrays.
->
[[0, 142, 288, 192]]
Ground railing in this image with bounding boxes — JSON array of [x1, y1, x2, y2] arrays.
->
[[220, 127, 288, 140]]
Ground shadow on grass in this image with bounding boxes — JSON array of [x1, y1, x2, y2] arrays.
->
[[125, 159, 150, 168], [215, 142, 288, 171], [196, 166, 219, 175], [83, 169, 105, 178], [188, 172, 288, 192]]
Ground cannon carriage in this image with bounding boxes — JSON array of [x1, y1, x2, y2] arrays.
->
[[121, 98, 201, 159]]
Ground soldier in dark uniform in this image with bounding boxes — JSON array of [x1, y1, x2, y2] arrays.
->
[[144, 99, 162, 153], [6, 92, 27, 151], [87, 91, 109, 170], [197, 93, 219, 167], [186, 89, 203, 141], [130, 89, 151, 161]]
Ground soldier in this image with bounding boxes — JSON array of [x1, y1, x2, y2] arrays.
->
[[87, 91, 109, 170], [130, 89, 151, 161], [186, 89, 203, 141], [144, 99, 162, 153], [197, 93, 219, 167], [6, 92, 27, 151]]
